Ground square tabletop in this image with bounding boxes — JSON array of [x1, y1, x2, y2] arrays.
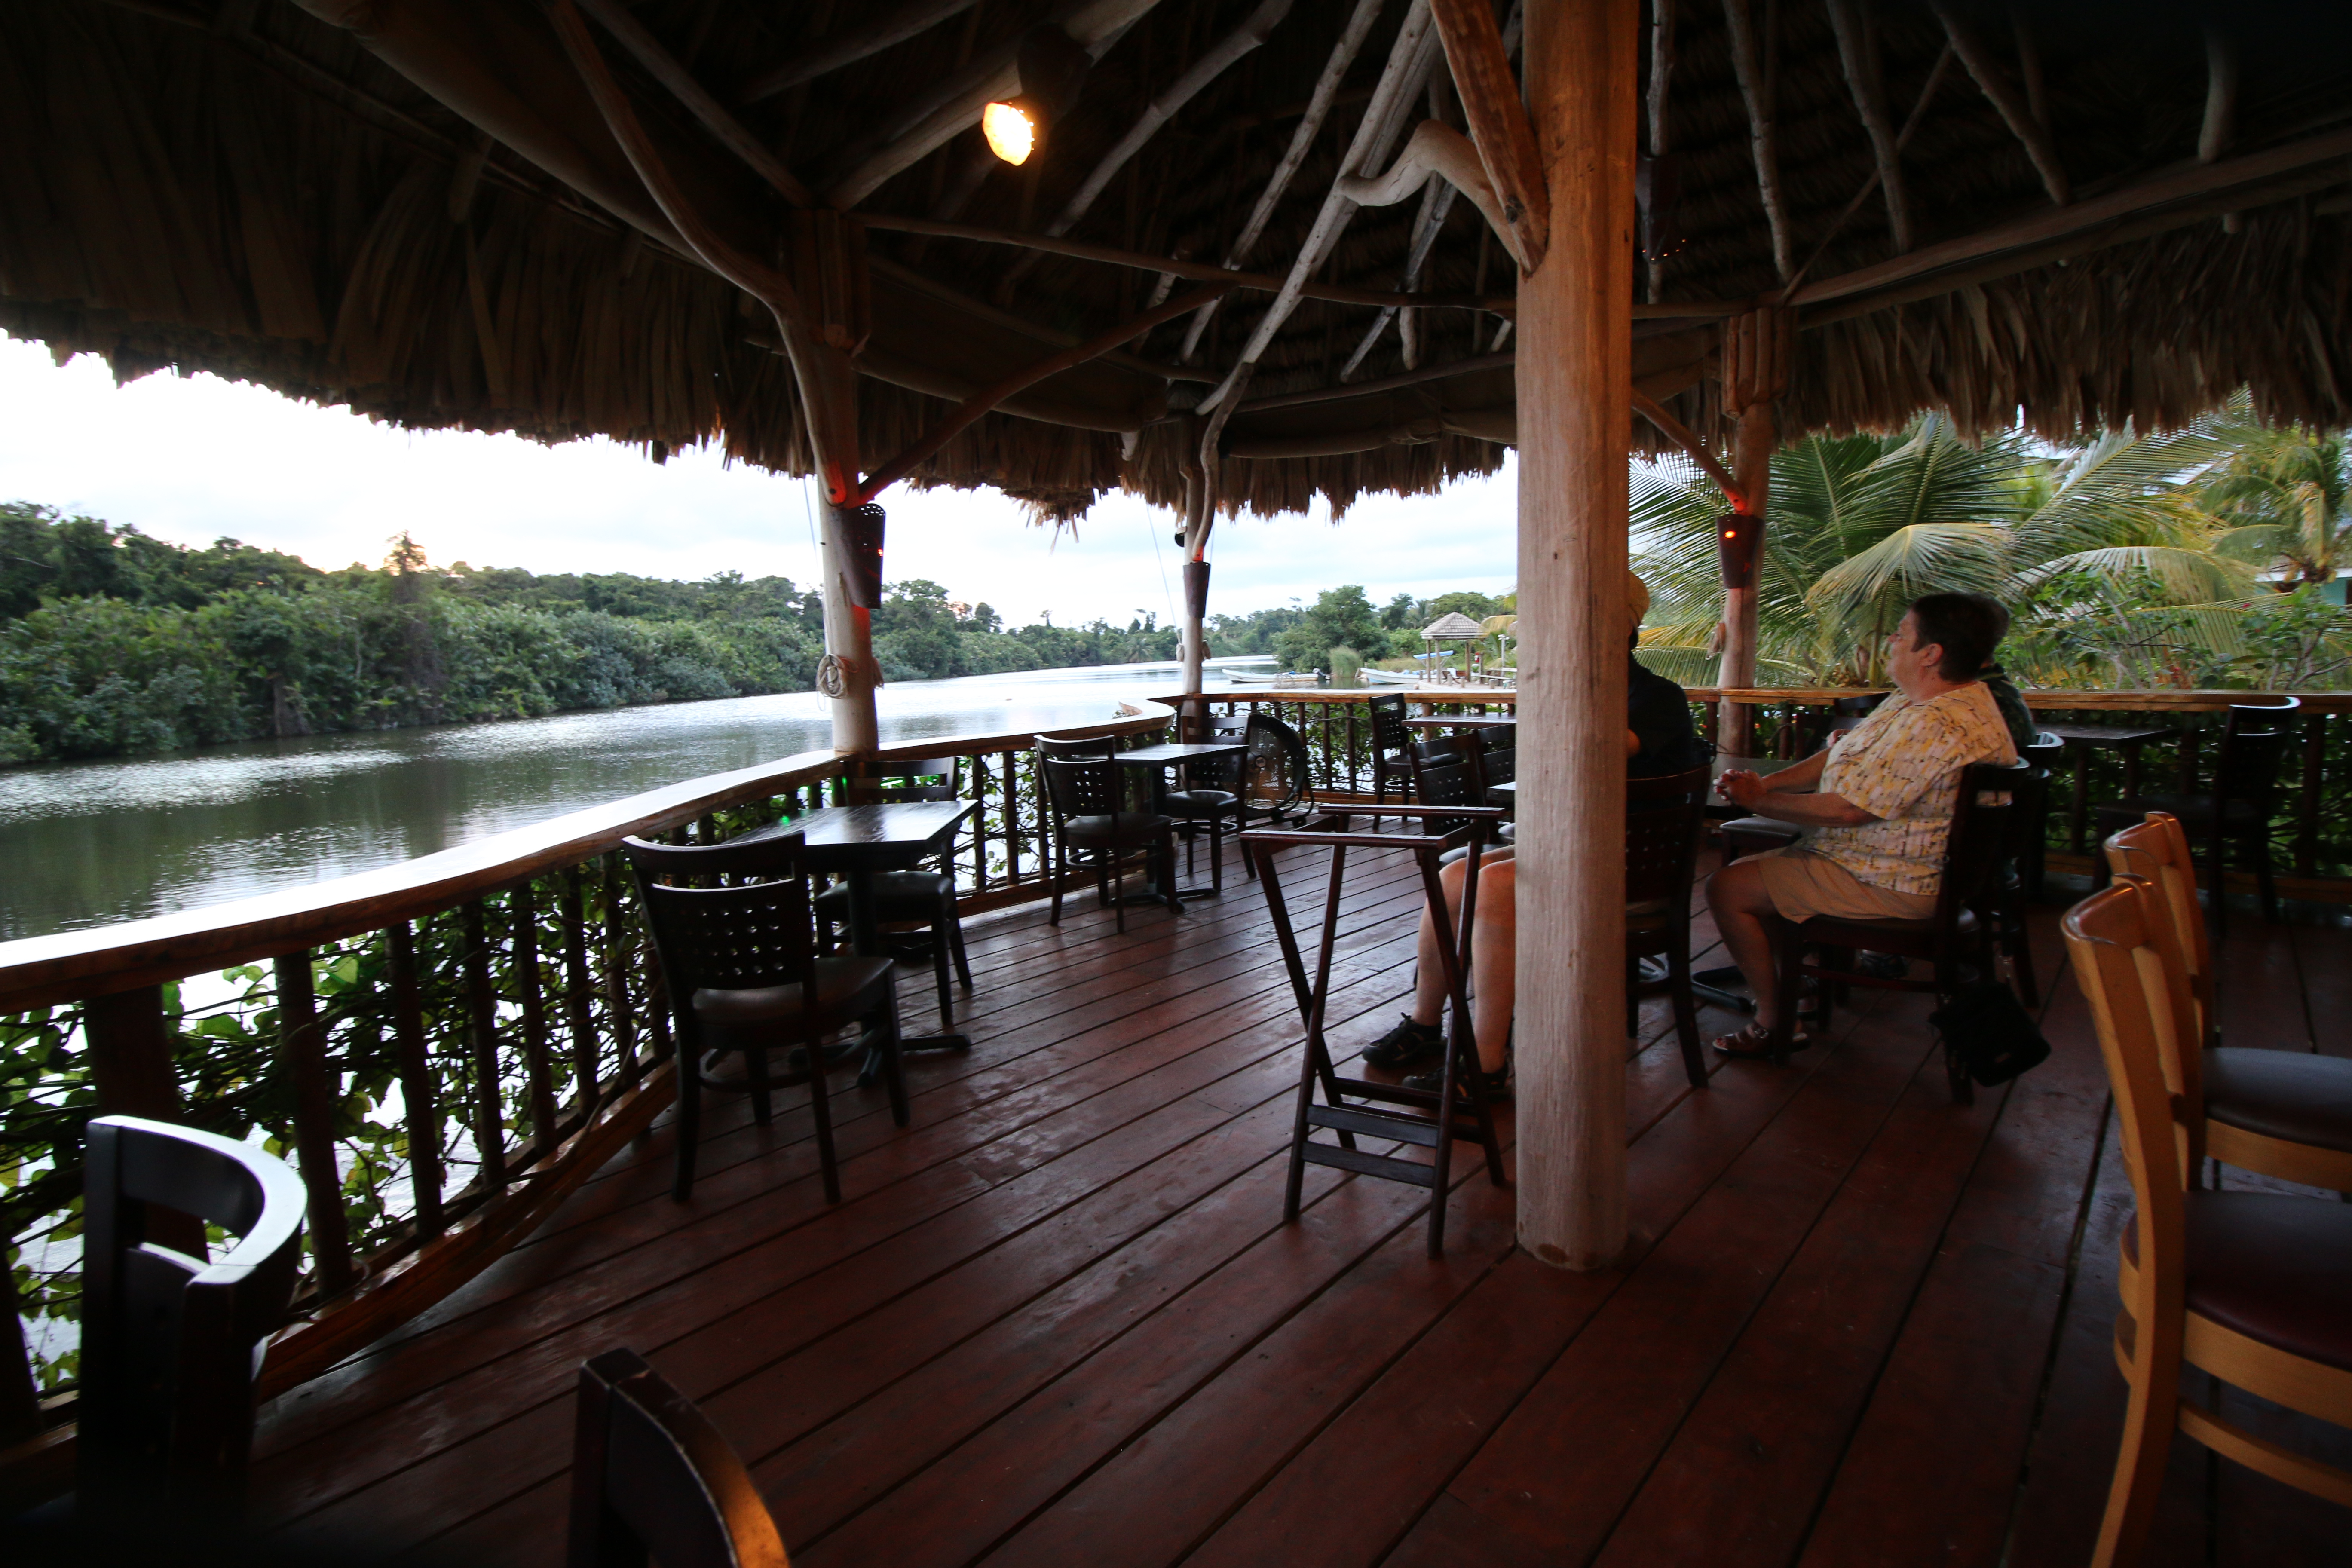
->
[[1116, 741, 1249, 766], [741, 801, 975, 866]]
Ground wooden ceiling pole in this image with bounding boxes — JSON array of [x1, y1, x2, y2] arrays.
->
[[1178, 0, 1387, 362], [1645, 0, 1675, 303], [571, 0, 814, 204], [1720, 0, 1793, 281], [1427, 0, 1548, 271], [1516, 0, 1639, 1272], [1714, 306, 1790, 757], [548, 0, 882, 753], [1823, 0, 1914, 253], [738, 0, 983, 103], [1930, 0, 2069, 205]]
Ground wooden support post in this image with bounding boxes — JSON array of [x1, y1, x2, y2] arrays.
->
[[1514, 0, 1637, 1272], [1718, 403, 1773, 755], [82, 986, 204, 1257]]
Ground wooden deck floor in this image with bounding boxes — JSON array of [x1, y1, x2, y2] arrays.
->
[[248, 842, 2352, 1568]]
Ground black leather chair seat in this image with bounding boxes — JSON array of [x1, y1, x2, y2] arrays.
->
[[1163, 788, 1237, 817], [1061, 810, 1175, 847], [2204, 1049, 2352, 1152], [812, 869, 955, 916], [692, 956, 897, 1035], [2123, 1191, 2352, 1373]]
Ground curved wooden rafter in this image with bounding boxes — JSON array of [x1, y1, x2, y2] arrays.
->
[[571, 0, 813, 206], [1631, 389, 1745, 509], [738, 0, 983, 104], [1335, 119, 1530, 272]]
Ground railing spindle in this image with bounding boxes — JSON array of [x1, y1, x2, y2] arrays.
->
[[386, 921, 444, 1239], [601, 854, 638, 1067], [511, 882, 558, 1153], [459, 900, 506, 1189], [560, 867, 599, 1109], [2296, 712, 2326, 879], [276, 949, 356, 1294], [1004, 750, 1022, 884]]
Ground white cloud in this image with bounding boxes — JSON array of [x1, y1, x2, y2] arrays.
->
[[0, 334, 1517, 623]]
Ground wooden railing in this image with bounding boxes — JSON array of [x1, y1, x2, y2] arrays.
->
[[1196, 684, 2352, 895], [0, 704, 1171, 1499]]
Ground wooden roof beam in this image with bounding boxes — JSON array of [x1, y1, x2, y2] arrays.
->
[[739, 0, 982, 104], [1789, 124, 2352, 317], [859, 213, 1519, 312], [1427, 0, 1547, 273], [1645, 0, 1677, 303], [824, 0, 1168, 209], [1336, 120, 1525, 270], [1779, 41, 1953, 298], [857, 283, 1233, 502], [573, 0, 812, 205], [1721, 0, 1792, 281], [1179, 0, 1388, 363], [1930, 0, 2069, 205], [1823, 0, 1913, 253]]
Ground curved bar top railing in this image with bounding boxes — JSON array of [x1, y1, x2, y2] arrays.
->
[[0, 704, 1173, 1499]]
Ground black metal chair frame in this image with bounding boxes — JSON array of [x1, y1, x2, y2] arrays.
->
[[1157, 737, 1245, 894], [1770, 760, 2030, 1103], [1626, 763, 1713, 1089], [1039, 753, 1180, 932], [815, 757, 974, 1027], [2094, 698, 2300, 932], [1244, 805, 1510, 1258], [567, 1348, 789, 1568], [1238, 711, 1312, 829], [624, 830, 908, 1204], [1367, 693, 1414, 820], [76, 1114, 307, 1521]]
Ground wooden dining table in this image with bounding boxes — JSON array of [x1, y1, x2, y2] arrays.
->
[[742, 799, 979, 1061], [1115, 740, 1248, 899]]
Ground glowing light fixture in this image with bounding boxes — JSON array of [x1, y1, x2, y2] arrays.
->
[[981, 26, 1091, 166], [982, 99, 1038, 165]]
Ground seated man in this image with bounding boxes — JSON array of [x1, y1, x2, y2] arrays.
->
[[1361, 571, 1707, 1093], [1704, 592, 2020, 1059]]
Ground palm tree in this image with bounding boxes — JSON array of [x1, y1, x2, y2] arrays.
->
[[1629, 411, 2252, 688], [2200, 420, 2352, 588]]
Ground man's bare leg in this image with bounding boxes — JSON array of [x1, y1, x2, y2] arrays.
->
[[1404, 856, 1515, 1072], [1705, 856, 1787, 1033]]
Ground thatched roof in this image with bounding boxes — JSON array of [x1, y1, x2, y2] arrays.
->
[[4, 0, 2350, 524], [1421, 610, 1487, 637]]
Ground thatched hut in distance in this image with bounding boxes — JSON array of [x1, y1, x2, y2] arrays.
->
[[4, 0, 2351, 1267]]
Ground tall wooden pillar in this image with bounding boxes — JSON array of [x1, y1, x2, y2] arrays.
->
[[1715, 305, 1788, 755], [785, 326, 882, 756], [1514, 0, 1638, 1271]]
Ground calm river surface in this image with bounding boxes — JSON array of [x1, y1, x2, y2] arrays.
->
[[0, 658, 1271, 941]]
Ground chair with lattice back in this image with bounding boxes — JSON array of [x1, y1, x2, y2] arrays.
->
[[624, 829, 906, 1203], [1039, 752, 1179, 932]]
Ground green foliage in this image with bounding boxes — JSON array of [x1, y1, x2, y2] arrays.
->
[[1273, 586, 1390, 674]]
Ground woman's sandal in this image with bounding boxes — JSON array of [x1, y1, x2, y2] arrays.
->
[[1712, 1021, 1810, 1061]]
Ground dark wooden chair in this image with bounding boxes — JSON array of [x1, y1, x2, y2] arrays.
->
[[1161, 740, 1243, 894], [1626, 763, 1712, 1088], [2061, 880, 2352, 1565], [1479, 745, 1514, 790], [1037, 732, 1117, 760], [567, 1348, 790, 1568], [1040, 753, 1179, 931], [813, 758, 972, 1028], [624, 830, 907, 1204], [1367, 693, 1414, 817], [1985, 735, 2061, 1006], [75, 1115, 307, 1521], [2107, 813, 2352, 1193], [1770, 760, 2030, 1102], [2093, 698, 2299, 930]]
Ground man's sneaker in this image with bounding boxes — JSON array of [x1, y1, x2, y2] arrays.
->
[[1360, 1014, 1445, 1069], [1404, 1051, 1513, 1102]]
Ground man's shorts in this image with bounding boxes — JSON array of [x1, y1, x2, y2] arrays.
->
[[1746, 847, 1935, 923]]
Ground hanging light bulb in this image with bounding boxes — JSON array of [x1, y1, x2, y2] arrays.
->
[[981, 26, 1090, 166], [982, 99, 1038, 165]]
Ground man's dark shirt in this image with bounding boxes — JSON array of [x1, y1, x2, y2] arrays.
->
[[1629, 655, 1710, 776], [1978, 663, 2040, 756]]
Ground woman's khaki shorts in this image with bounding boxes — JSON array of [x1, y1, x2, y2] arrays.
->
[[1746, 847, 1935, 923]]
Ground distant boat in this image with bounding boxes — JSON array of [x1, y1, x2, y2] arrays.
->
[[1219, 668, 1317, 686], [1363, 668, 1418, 685]]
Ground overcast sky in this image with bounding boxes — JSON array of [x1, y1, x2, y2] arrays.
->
[[0, 334, 1519, 627]]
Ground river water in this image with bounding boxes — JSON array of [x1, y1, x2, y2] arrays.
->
[[0, 657, 1273, 942]]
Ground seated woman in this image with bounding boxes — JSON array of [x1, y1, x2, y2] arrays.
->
[[1704, 592, 2020, 1059], [1360, 572, 1707, 1096]]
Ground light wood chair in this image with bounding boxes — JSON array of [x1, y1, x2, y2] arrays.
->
[[2061, 879, 2352, 1566], [2105, 812, 2352, 1193], [567, 1348, 790, 1568]]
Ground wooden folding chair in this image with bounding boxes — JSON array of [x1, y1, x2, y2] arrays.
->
[[1243, 803, 1509, 1257]]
